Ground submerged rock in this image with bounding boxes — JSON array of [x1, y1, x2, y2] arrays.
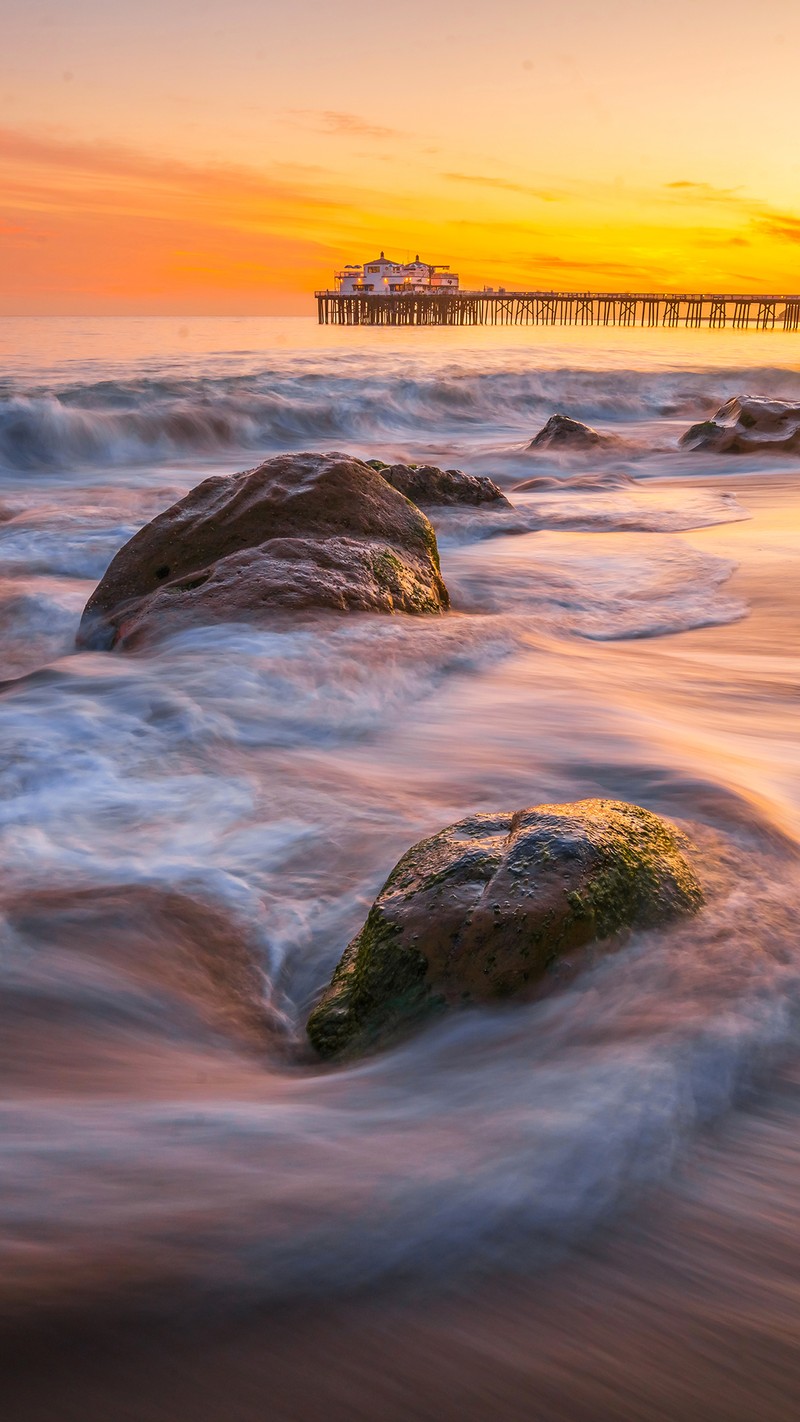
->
[[307, 799, 703, 1060], [77, 452, 449, 649], [529, 414, 603, 450], [368, 461, 510, 508], [680, 396, 800, 453]]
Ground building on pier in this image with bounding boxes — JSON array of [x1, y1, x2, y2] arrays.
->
[[335, 252, 459, 295]]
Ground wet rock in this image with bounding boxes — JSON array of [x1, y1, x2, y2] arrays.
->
[[368, 460, 510, 508], [679, 420, 725, 450], [529, 414, 603, 449], [77, 452, 449, 649], [307, 799, 703, 1060], [680, 396, 800, 453]]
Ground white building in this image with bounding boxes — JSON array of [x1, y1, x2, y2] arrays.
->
[[335, 252, 459, 294]]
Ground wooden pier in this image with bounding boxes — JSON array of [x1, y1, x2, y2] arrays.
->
[[316, 291, 800, 330]]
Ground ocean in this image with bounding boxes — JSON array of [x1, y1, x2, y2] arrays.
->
[[2, 316, 800, 1418]]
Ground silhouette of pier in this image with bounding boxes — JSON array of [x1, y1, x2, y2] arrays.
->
[[315, 291, 800, 329]]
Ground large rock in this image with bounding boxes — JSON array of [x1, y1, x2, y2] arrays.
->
[[529, 414, 603, 449], [307, 799, 703, 1060], [78, 452, 449, 649], [680, 396, 800, 453], [367, 460, 510, 508]]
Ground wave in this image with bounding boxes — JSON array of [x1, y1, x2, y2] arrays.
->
[[2, 815, 799, 1316], [444, 533, 746, 638], [431, 487, 749, 547], [3, 363, 800, 472]]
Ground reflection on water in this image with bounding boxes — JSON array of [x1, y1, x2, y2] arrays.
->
[[1, 321, 800, 1417]]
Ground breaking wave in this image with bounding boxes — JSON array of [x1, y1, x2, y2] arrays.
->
[[4, 360, 800, 473]]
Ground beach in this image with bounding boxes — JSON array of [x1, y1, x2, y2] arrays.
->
[[1, 317, 799, 1416]]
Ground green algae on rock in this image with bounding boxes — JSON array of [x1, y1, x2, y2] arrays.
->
[[307, 799, 703, 1060]]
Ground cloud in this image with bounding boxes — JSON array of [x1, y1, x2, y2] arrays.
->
[[5, 123, 798, 312], [442, 171, 561, 201], [446, 241, 673, 289], [517, 252, 672, 282], [0, 125, 347, 214], [0, 215, 32, 237], [692, 231, 750, 249], [758, 212, 800, 243], [663, 180, 743, 203], [0, 123, 362, 311], [290, 110, 402, 141], [665, 182, 800, 252], [0, 200, 337, 313]]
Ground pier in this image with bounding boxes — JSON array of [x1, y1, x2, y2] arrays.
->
[[316, 291, 800, 330]]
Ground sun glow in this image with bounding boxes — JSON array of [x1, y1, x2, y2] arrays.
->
[[2, 0, 800, 312]]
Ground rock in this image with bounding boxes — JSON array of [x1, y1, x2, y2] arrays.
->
[[371, 461, 510, 508], [307, 799, 703, 1060], [680, 396, 800, 453], [77, 452, 449, 649], [679, 420, 725, 450], [529, 414, 603, 449]]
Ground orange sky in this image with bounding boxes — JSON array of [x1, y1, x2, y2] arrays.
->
[[2, 0, 799, 312]]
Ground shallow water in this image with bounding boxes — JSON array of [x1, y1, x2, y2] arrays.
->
[[1, 318, 800, 1413]]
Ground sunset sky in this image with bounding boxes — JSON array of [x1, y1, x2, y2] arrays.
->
[[2, 0, 800, 313]]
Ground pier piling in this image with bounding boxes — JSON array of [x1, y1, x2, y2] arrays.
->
[[316, 291, 800, 330]]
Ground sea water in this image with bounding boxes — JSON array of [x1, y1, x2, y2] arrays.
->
[[1, 319, 799, 1364]]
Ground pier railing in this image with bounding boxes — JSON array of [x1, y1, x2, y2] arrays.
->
[[315, 291, 800, 329]]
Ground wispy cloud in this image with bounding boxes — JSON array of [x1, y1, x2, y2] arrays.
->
[[4, 123, 799, 311], [662, 181, 800, 253], [442, 171, 561, 201], [0, 125, 347, 213], [289, 110, 402, 141], [447, 240, 673, 288], [663, 180, 744, 203], [692, 231, 750, 249], [757, 212, 800, 243], [0, 215, 33, 238], [0, 123, 357, 311], [517, 252, 673, 282]]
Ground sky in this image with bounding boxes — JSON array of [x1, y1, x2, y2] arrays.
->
[[2, 0, 799, 313]]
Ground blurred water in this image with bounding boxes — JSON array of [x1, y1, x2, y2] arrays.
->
[[1, 320, 800, 1368], [3, 316, 800, 479]]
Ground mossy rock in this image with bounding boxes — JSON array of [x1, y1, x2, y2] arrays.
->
[[307, 799, 703, 1060]]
